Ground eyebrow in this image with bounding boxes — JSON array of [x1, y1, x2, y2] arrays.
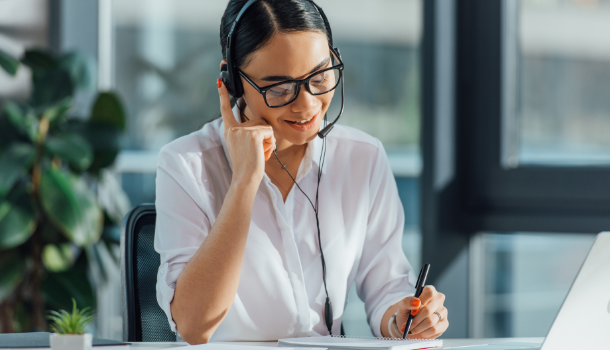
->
[[260, 57, 331, 82]]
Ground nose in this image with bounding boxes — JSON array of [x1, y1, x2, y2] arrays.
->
[[290, 84, 319, 113]]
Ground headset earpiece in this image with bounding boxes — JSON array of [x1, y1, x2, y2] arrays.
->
[[220, 63, 235, 96], [219, 63, 244, 98]]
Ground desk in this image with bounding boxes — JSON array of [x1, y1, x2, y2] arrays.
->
[[129, 338, 544, 350]]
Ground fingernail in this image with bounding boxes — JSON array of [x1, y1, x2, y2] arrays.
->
[[217, 78, 222, 88], [411, 308, 419, 316], [411, 299, 421, 307]]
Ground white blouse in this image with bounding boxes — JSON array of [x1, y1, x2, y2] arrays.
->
[[154, 106, 417, 341]]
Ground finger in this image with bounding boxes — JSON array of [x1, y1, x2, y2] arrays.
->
[[264, 147, 273, 161], [398, 296, 422, 314], [418, 319, 448, 339], [218, 78, 238, 130], [410, 293, 445, 330], [241, 118, 270, 127], [411, 305, 448, 333], [418, 285, 437, 306], [395, 296, 422, 332], [263, 133, 276, 152], [410, 307, 446, 334]]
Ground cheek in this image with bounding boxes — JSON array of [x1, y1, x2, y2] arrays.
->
[[243, 90, 285, 123], [320, 91, 335, 113]]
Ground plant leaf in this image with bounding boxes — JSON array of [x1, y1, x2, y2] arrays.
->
[[0, 114, 21, 152], [42, 97, 73, 124], [85, 124, 121, 175], [66, 120, 121, 175], [42, 254, 95, 312], [31, 69, 74, 108], [42, 243, 75, 272], [0, 143, 35, 198], [0, 252, 26, 303], [59, 52, 93, 90], [0, 189, 36, 249], [0, 49, 19, 76], [45, 133, 93, 172], [4, 101, 24, 130], [3, 102, 39, 142], [90, 92, 125, 131], [21, 49, 57, 78], [39, 168, 103, 247]]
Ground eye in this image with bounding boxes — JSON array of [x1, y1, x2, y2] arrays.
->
[[268, 83, 293, 97], [311, 72, 328, 85]]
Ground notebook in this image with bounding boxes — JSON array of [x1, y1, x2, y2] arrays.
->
[[185, 345, 323, 350], [0, 332, 129, 350], [278, 335, 443, 350]]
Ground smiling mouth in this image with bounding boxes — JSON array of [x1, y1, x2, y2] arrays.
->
[[286, 114, 317, 124], [283, 111, 320, 131]]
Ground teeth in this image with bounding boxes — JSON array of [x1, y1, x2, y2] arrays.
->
[[292, 117, 312, 124]]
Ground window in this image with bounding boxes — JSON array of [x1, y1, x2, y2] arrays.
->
[[505, 0, 610, 167], [423, 0, 610, 339], [470, 232, 595, 337]]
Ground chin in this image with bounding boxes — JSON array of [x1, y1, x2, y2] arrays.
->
[[277, 109, 325, 145]]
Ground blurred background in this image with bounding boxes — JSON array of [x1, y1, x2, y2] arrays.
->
[[1, 0, 609, 341]]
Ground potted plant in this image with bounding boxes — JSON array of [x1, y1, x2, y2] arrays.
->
[[47, 298, 94, 350], [0, 47, 130, 332]]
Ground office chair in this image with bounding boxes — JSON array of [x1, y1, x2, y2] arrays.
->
[[121, 203, 177, 342]]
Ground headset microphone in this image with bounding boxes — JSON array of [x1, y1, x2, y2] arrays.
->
[[317, 54, 344, 139], [224, 0, 339, 336]]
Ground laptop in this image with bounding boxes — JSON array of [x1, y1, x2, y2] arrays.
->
[[472, 232, 610, 350], [538, 231, 610, 350]]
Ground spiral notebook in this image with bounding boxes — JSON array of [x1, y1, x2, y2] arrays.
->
[[278, 335, 443, 350]]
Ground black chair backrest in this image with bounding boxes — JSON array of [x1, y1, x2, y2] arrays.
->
[[121, 204, 177, 342]]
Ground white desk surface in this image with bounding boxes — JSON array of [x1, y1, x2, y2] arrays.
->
[[129, 338, 544, 349]]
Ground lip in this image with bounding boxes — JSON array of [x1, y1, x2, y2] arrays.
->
[[283, 111, 320, 132]]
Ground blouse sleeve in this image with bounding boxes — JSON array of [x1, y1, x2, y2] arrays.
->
[[154, 145, 212, 333], [354, 140, 417, 337]]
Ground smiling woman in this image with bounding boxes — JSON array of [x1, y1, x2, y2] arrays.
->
[[153, 0, 447, 345]]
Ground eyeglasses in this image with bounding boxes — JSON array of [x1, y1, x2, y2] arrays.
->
[[238, 48, 344, 108]]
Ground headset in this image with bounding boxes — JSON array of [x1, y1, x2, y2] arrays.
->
[[220, 0, 344, 335], [220, 0, 345, 139]]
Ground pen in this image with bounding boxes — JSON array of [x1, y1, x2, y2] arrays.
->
[[402, 263, 430, 339]]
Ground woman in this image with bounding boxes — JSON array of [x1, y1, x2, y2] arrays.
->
[[154, 0, 448, 344]]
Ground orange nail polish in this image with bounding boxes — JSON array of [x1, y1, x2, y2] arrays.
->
[[411, 299, 421, 307], [217, 78, 222, 88], [411, 308, 420, 316], [401, 324, 405, 333]]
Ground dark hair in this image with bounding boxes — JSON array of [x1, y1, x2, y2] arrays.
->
[[220, 0, 332, 69]]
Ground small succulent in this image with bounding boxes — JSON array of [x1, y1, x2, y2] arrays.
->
[[46, 298, 94, 334]]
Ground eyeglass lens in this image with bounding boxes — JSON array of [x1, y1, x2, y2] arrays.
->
[[265, 68, 340, 107]]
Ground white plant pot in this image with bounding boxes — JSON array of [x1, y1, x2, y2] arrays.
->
[[49, 333, 92, 350]]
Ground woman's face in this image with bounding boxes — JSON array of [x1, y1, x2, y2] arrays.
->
[[232, 31, 335, 146]]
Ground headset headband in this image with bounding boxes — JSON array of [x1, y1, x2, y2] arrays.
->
[[221, 0, 334, 98]]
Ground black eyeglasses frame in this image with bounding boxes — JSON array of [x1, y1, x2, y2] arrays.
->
[[237, 46, 344, 108]]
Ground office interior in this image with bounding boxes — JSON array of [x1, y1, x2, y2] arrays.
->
[[0, 0, 609, 342]]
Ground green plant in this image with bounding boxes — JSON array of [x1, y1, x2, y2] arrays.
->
[[46, 298, 94, 334], [0, 48, 128, 332]]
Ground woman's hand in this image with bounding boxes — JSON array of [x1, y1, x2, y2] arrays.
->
[[218, 78, 276, 187], [396, 286, 448, 339]]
